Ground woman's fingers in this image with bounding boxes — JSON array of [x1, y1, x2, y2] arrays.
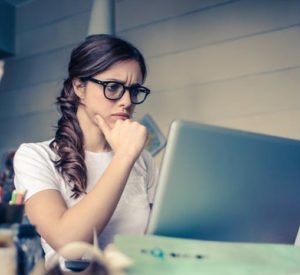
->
[[94, 115, 147, 160], [95, 115, 111, 139]]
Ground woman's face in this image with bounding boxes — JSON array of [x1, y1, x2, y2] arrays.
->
[[75, 59, 143, 129]]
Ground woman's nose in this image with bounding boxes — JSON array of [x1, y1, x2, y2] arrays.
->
[[118, 89, 132, 107]]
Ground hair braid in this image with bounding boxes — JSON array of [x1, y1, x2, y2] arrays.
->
[[50, 79, 87, 199]]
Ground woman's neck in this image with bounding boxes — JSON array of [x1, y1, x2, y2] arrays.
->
[[84, 133, 111, 153]]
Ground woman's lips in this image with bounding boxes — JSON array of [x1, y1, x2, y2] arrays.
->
[[111, 113, 130, 120]]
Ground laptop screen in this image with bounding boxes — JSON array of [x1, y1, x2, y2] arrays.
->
[[147, 120, 300, 244]]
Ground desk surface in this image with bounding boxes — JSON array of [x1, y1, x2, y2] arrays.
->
[[114, 235, 300, 275]]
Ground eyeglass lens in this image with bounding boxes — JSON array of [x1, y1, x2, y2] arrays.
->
[[104, 82, 147, 104]]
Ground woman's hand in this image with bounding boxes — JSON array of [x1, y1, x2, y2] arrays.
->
[[95, 115, 147, 161]]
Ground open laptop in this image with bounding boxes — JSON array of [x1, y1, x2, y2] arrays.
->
[[147, 120, 300, 244]]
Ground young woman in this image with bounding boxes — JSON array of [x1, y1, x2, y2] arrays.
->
[[13, 34, 158, 266]]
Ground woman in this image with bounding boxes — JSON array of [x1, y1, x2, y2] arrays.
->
[[13, 34, 158, 266]]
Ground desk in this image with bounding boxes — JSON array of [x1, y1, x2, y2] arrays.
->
[[114, 235, 300, 275]]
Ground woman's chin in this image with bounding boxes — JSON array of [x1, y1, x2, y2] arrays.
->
[[107, 119, 117, 128], [110, 117, 129, 124]]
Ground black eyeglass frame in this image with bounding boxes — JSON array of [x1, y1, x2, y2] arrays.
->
[[80, 76, 151, 104]]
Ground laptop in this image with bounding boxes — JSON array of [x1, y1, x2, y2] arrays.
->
[[147, 120, 300, 244]]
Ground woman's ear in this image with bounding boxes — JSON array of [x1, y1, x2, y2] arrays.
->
[[72, 78, 85, 100]]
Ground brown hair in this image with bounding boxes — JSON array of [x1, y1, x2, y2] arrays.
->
[[50, 34, 147, 198]]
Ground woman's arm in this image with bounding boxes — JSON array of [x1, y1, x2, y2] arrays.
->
[[24, 117, 147, 251]]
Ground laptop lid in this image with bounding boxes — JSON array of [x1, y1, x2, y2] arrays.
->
[[147, 120, 300, 244]]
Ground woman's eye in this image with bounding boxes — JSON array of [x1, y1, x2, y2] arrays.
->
[[131, 88, 139, 97], [107, 83, 121, 92]]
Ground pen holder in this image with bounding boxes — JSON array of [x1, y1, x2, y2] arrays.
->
[[0, 204, 24, 225]]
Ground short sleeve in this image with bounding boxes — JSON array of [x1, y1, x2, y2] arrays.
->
[[142, 150, 159, 204], [13, 143, 60, 201]]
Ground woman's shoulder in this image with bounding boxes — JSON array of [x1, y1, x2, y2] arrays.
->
[[15, 139, 56, 162], [13, 139, 62, 200]]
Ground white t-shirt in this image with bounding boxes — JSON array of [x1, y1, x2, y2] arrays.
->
[[13, 140, 158, 265]]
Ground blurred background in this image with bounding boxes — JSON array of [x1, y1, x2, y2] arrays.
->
[[0, 0, 300, 166]]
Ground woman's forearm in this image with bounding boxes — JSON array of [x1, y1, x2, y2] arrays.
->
[[29, 153, 136, 251]]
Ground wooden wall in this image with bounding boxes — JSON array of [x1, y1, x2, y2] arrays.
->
[[1, 0, 300, 161]]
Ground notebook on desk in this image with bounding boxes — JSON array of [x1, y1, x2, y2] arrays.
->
[[146, 120, 300, 244]]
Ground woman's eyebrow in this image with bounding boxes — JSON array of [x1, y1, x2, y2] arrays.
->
[[104, 78, 126, 83], [104, 78, 141, 86]]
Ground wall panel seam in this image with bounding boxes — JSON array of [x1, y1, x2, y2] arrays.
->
[[0, 79, 62, 95], [117, 0, 240, 33], [209, 107, 300, 122], [150, 64, 300, 94], [16, 9, 91, 35], [0, 78, 64, 94], [0, 108, 57, 121], [146, 22, 300, 60], [4, 42, 76, 64]]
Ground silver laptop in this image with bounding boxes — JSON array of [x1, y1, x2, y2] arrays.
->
[[147, 120, 300, 244]]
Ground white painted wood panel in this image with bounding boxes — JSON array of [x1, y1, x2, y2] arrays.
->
[[0, 80, 61, 119], [1, 0, 299, 158], [119, 0, 300, 58], [0, 45, 74, 92], [0, 109, 59, 150], [137, 67, 300, 135], [212, 109, 300, 140], [151, 109, 300, 166], [145, 26, 300, 92], [16, 12, 89, 58], [116, 0, 230, 32], [16, 0, 92, 34]]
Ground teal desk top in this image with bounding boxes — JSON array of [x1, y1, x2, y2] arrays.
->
[[114, 235, 300, 275]]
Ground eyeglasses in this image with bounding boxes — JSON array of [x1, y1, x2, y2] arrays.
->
[[81, 77, 151, 104]]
